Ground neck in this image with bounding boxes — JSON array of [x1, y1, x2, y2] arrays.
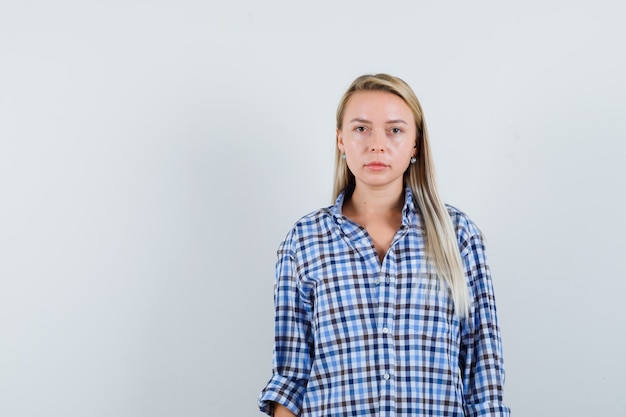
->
[[347, 182, 405, 216]]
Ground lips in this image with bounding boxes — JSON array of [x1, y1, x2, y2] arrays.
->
[[365, 162, 389, 171]]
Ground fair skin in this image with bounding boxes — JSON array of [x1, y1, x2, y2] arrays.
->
[[337, 90, 417, 262], [273, 404, 296, 417]]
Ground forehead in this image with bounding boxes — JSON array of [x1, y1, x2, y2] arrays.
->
[[344, 90, 414, 122]]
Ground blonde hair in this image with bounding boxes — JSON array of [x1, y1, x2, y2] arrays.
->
[[333, 74, 470, 317]]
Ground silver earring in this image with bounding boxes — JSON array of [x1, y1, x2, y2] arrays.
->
[[410, 156, 417, 164], [341, 153, 346, 160]]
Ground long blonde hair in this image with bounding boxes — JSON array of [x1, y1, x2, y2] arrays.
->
[[333, 74, 470, 317]]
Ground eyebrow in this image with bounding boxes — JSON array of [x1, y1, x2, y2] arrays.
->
[[349, 118, 372, 124], [348, 118, 408, 125], [386, 119, 408, 125]]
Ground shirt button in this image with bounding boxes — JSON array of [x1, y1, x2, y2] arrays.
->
[[383, 373, 390, 380], [385, 274, 390, 284], [374, 278, 381, 285], [382, 327, 389, 334]]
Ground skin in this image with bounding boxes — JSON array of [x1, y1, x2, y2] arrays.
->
[[273, 404, 296, 417], [337, 90, 417, 262]]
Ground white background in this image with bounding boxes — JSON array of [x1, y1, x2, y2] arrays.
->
[[1, 1, 625, 416]]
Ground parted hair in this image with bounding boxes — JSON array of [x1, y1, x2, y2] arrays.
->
[[333, 73, 470, 317]]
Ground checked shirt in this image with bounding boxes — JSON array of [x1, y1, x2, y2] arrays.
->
[[259, 188, 509, 416]]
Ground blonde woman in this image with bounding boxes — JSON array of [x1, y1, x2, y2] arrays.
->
[[259, 74, 509, 416]]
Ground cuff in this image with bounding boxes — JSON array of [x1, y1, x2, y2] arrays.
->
[[258, 373, 307, 416], [465, 401, 511, 417]]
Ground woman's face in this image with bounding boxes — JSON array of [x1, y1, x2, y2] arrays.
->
[[337, 90, 417, 192]]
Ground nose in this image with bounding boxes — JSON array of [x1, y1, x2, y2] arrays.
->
[[369, 128, 385, 152]]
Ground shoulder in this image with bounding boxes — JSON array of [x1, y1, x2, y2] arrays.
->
[[278, 205, 336, 255], [445, 204, 481, 235], [445, 204, 485, 257]]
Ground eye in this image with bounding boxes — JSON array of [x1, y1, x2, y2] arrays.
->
[[355, 126, 368, 133], [389, 127, 403, 134]]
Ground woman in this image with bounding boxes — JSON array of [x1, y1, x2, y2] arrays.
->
[[258, 74, 509, 416]]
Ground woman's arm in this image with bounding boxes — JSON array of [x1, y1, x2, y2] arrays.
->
[[258, 230, 313, 415], [273, 403, 297, 417], [459, 232, 510, 416]]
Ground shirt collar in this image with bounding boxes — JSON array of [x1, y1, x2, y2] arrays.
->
[[332, 186, 419, 227]]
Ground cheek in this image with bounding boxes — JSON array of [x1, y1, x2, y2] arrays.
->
[[350, 141, 363, 151], [344, 140, 364, 154], [344, 149, 365, 170]]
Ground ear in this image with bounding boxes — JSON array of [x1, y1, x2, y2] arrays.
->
[[336, 128, 345, 153]]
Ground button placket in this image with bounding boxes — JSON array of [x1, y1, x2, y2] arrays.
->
[[377, 259, 397, 416]]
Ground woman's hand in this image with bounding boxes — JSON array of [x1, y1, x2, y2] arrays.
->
[[273, 403, 296, 417]]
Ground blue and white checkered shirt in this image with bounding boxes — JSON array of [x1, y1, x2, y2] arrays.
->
[[259, 188, 509, 416]]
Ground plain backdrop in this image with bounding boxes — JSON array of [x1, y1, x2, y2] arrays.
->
[[1, 1, 625, 416]]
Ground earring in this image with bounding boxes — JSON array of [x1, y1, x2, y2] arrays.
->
[[341, 153, 346, 160], [410, 156, 417, 164]]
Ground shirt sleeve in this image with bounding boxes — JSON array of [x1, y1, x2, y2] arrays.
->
[[258, 231, 313, 416], [459, 232, 510, 417]]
